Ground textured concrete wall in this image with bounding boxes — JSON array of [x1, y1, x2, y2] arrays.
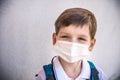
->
[[0, 0, 120, 80]]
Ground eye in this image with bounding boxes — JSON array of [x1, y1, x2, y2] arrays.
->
[[78, 38, 86, 41], [60, 35, 70, 39]]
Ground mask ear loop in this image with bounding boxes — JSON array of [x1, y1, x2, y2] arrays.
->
[[51, 56, 57, 80], [51, 56, 57, 64]]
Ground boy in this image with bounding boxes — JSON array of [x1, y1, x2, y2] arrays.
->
[[36, 8, 107, 80]]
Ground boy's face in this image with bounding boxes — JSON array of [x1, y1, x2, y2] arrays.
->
[[52, 24, 96, 51]]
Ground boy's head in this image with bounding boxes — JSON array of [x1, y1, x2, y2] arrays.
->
[[53, 8, 97, 51], [55, 8, 97, 40]]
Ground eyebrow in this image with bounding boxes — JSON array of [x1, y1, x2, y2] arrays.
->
[[59, 32, 69, 35]]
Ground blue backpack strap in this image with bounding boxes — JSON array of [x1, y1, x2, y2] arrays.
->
[[87, 61, 99, 80], [43, 64, 55, 80]]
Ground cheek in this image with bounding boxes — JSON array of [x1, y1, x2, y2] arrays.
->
[[56, 35, 63, 41], [54, 36, 62, 44], [88, 42, 95, 51], [56, 36, 60, 40], [80, 40, 91, 46], [86, 38, 92, 45]]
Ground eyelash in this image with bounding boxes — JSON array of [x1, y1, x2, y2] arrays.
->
[[78, 38, 86, 41], [61, 35, 70, 38]]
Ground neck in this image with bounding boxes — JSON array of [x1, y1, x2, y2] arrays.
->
[[58, 57, 82, 79]]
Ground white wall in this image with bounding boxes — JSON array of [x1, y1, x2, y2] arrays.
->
[[0, 0, 120, 80]]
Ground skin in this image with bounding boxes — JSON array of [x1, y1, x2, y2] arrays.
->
[[52, 24, 96, 79]]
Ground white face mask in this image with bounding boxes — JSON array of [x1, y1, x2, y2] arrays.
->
[[53, 40, 90, 63]]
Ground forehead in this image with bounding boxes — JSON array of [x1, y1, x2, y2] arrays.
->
[[58, 24, 90, 37]]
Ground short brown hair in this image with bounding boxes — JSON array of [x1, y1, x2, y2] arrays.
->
[[55, 8, 97, 39]]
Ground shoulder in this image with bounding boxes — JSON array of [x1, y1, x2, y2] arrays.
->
[[36, 68, 46, 80], [87, 60, 107, 80], [95, 65, 107, 80]]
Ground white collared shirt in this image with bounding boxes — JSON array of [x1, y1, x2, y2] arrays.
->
[[36, 57, 107, 80]]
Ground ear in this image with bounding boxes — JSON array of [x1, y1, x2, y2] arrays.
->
[[52, 33, 57, 45], [89, 38, 96, 51]]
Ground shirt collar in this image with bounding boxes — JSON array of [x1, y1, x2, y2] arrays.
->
[[53, 57, 90, 80], [77, 59, 90, 79], [53, 57, 70, 80]]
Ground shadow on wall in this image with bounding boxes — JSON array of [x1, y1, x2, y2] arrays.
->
[[0, 1, 13, 80], [0, 0, 8, 15], [115, 77, 120, 80], [115, 0, 120, 17], [0, 0, 7, 8], [112, 0, 120, 80], [109, 1, 120, 80], [0, 66, 11, 80], [109, 72, 120, 80], [116, 0, 120, 7]]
